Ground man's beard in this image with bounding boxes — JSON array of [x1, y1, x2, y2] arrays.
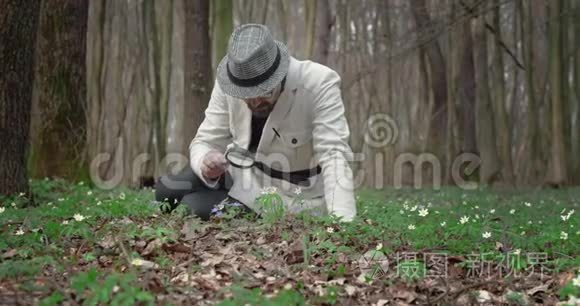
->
[[249, 103, 275, 118]]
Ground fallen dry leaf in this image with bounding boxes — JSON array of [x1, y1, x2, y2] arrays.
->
[[98, 235, 116, 249], [345, 285, 357, 296], [201, 253, 224, 267], [2, 249, 18, 259], [526, 281, 551, 296], [390, 285, 417, 303], [142, 239, 162, 256], [475, 290, 492, 303], [131, 258, 159, 269], [376, 299, 389, 306]]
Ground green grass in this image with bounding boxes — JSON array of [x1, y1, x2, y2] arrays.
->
[[0, 180, 578, 305]]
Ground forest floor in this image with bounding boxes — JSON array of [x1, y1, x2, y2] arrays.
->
[[0, 179, 579, 305]]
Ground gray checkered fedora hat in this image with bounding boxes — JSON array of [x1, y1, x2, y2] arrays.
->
[[216, 24, 290, 99]]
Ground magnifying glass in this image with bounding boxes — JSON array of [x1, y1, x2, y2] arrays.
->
[[224, 144, 321, 185], [225, 145, 255, 169]]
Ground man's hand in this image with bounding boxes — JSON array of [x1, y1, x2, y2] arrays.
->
[[201, 150, 227, 180]]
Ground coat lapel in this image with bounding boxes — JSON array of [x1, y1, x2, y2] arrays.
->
[[256, 58, 299, 156]]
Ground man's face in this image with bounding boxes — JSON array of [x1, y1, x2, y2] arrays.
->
[[244, 83, 282, 117]]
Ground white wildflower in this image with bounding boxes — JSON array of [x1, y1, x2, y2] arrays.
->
[[73, 214, 86, 222], [521, 231, 526, 235], [474, 205, 479, 209], [399, 210, 404, 214], [47, 202, 52, 206], [440, 221, 446, 227], [410, 205, 418, 212], [524, 202, 532, 207], [131, 258, 144, 266], [403, 204, 409, 210], [475, 214, 480, 219], [87, 191, 93, 196], [62, 220, 69, 225], [15, 229, 25, 236], [260, 186, 278, 195], [58, 198, 65, 202], [573, 275, 580, 287], [562, 209, 575, 222], [513, 249, 521, 255], [509, 209, 516, 215], [376, 243, 383, 251], [119, 192, 126, 200], [560, 231, 568, 240], [489, 209, 496, 214], [326, 227, 334, 234], [0, 207, 4, 214], [11, 202, 16, 207], [482, 232, 492, 239], [293, 187, 302, 196], [418, 208, 429, 217], [459, 216, 470, 225], [97, 201, 102, 206], [408, 224, 416, 230], [18, 192, 25, 197]]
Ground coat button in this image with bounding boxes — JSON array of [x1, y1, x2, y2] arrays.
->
[[292, 138, 297, 144]]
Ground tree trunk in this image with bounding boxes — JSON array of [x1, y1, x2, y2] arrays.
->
[[212, 0, 233, 72], [457, 16, 478, 155], [276, 0, 288, 42], [87, 0, 163, 188], [519, 0, 541, 184], [546, 0, 567, 186], [30, 0, 88, 181], [410, 0, 448, 158], [0, 0, 40, 196], [472, 12, 501, 185], [313, 0, 332, 65], [183, 0, 212, 154], [446, 0, 458, 184], [492, 0, 514, 184], [304, 0, 316, 58], [573, 0, 580, 182]]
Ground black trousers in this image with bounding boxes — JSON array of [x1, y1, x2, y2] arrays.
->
[[154, 166, 233, 220]]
